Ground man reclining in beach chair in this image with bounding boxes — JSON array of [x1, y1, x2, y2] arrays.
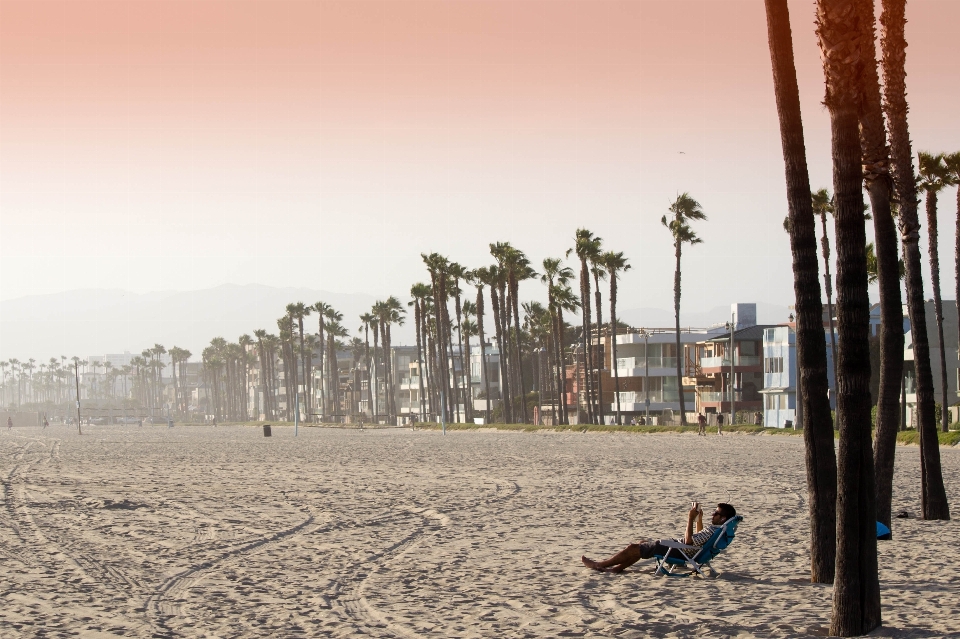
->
[[581, 502, 738, 576]]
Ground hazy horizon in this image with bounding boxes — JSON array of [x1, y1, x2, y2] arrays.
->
[[2, 0, 959, 355]]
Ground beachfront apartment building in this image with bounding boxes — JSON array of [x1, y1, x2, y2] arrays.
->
[[903, 300, 957, 426], [692, 324, 771, 421], [759, 324, 839, 428], [602, 328, 706, 424]]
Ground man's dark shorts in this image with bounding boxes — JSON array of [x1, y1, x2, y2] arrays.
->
[[637, 541, 671, 558]]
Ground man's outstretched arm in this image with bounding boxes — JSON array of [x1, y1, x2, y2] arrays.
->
[[683, 504, 701, 545]]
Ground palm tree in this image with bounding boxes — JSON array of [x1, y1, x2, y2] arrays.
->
[[599, 251, 631, 425], [848, 0, 907, 534], [662, 194, 705, 426], [286, 303, 309, 421], [408, 285, 432, 421], [422, 254, 454, 421], [254, 329, 272, 419], [567, 230, 602, 424], [815, 0, 881, 632], [461, 301, 478, 418], [541, 258, 575, 425], [448, 262, 471, 422], [918, 151, 956, 433], [325, 317, 349, 419], [470, 267, 496, 424], [812, 188, 839, 384], [947, 152, 960, 351], [313, 302, 332, 420], [879, 0, 949, 522], [359, 312, 377, 418]]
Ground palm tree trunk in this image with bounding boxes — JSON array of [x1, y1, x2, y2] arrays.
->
[[820, 212, 840, 388], [593, 283, 605, 424], [880, 0, 950, 521], [610, 276, 622, 425], [490, 286, 511, 423], [924, 190, 951, 433], [579, 260, 595, 425], [477, 287, 493, 425], [856, 0, 905, 531], [764, 0, 837, 584], [673, 242, 687, 426], [510, 277, 528, 424], [816, 0, 881, 633], [414, 301, 427, 420], [556, 307, 568, 425]]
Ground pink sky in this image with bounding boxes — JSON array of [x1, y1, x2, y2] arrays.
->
[[1, 1, 959, 315]]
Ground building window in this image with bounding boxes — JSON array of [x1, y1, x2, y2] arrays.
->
[[764, 357, 783, 373]]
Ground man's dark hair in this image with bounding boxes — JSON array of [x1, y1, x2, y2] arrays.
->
[[717, 503, 737, 520]]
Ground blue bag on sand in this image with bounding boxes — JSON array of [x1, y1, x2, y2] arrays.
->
[[876, 521, 892, 541]]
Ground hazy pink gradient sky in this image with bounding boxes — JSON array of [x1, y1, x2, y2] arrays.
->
[[1, 0, 959, 317]]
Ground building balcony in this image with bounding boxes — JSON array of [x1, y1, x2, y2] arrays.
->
[[699, 355, 762, 370], [698, 391, 743, 403]]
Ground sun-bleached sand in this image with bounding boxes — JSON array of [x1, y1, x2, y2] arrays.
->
[[2, 425, 958, 638]]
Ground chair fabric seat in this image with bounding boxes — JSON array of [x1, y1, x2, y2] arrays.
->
[[653, 515, 743, 578]]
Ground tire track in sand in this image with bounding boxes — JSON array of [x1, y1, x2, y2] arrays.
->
[[145, 508, 322, 636]]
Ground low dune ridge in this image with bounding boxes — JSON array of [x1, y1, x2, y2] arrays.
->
[[1, 426, 956, 638]]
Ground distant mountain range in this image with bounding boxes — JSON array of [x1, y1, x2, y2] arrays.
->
[[0, 284, 791, 361]]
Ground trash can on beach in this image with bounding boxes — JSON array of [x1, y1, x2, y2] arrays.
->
[[263, 424, 272, 437]]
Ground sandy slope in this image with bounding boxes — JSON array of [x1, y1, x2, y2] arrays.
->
[[1, 426, 957, 638]]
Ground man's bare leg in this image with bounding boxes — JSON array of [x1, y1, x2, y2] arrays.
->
[[582, 541, 651, 573]]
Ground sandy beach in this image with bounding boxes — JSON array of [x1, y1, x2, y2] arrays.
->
[[1, 425, 958, 638]]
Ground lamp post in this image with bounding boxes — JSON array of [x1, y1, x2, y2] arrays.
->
[[536, 347, 544, 426], [725, 314, 736, 425], [641, 329, 650, 424]]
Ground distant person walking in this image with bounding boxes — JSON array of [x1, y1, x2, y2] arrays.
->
[[7, 416, 12, 431], [43, 417, 49, 429], [697, 413, 707, 436], [716, 412, 724, 436], [754, 411, 762, 426]]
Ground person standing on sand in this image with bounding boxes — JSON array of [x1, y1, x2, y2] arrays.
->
[[582, 502, 737, 573], [697, 413, 706, 436], [716, 412, 724, 436], [7, 416, 12, 431]]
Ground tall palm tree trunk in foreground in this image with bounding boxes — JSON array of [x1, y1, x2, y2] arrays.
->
[[880, 0, 950, 520], [815, 0, 880, 634], [763, 0, 836, 585], [856, 0, 904, 532]]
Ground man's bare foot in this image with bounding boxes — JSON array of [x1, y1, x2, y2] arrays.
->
[[581, 556, 608, 571]]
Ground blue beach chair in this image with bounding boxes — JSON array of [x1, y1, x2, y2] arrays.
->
[[653, 515, 744, 578]]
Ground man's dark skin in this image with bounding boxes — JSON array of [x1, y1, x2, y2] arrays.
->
[[581, 503, 731, 573]]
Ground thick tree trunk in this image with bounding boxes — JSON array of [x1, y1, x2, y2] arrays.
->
[[880, 0, 950, 521], [763, 0, 837, 585], [924, 191, 951, 433], [856, 0, 904, 531], [815, 0, 881, 634]]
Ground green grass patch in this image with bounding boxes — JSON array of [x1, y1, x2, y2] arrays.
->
[[896, 429, 960, 446], [413, 422, 793, 436]]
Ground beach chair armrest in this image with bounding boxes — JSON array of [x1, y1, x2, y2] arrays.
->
[[659, 540, 698, 551]]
